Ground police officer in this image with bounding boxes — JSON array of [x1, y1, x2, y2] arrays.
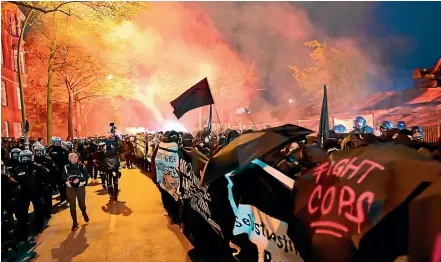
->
[[352, 116, 374, 134], [396, 121, 407, 130], [7, 148, 22, 170], [410, 126, 424, 142], [11, 150, 49, 240], [379, 120, 395, 138], [1, 160, 21, 254], [33, 144, 57, 219], [85, 139, 98, 182], [47, 137, 70, 203], [332, 124, 347, 134], [103, 139, 121, 201], [380, 121, 394, 133], [64, 141, 82, 160], [94, 142, 107, 188]]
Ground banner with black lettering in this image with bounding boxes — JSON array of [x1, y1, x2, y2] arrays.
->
[[177, 147, 237, 260], [226, 159, 305, 262], [155, 142, 180, 201], [178, 147, 235, 238]]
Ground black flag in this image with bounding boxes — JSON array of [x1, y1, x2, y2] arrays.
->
[[318, 85, 329, 147], [171, 78, 214, 119]]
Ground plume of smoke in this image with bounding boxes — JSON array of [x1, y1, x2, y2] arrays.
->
[[201, 2, 390, 119], [78, 2, 391, 131]]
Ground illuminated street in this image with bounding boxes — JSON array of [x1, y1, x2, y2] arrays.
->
[[30, 169, 192, 262]]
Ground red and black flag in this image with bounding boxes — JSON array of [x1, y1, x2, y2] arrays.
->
[[171, 77, 214, 119]]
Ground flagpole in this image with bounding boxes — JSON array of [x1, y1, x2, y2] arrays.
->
[[199, 107, 202, 130], [213, 104, 222, 128], [247, 112, 257, 129]]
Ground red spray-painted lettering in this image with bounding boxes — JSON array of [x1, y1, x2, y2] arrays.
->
[[308, 158, 384, 237], [311, 157, 385, 184]]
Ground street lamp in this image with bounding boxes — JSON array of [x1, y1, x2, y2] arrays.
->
[[288, 99, 293, 103], [107, 74, 113, 80]]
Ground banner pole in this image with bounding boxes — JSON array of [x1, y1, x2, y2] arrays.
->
[[199, 107, 202, 130], [213, 104, 222, 128]]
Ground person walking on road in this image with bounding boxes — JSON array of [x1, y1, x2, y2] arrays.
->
[[63, 152, 90, 231]]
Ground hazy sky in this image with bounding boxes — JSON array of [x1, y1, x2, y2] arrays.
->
[[295, 2, 441, 90]]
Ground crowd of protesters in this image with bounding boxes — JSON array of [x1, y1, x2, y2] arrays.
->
[[2, 115, 440, 261], [136, 116, 441, 262]]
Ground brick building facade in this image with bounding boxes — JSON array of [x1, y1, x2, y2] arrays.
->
[[1, 3, 26, 138]]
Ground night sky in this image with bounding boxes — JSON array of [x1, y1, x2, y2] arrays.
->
[[297, 2, 441, 91]]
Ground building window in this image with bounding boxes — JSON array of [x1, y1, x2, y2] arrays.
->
[[1, 40, 3, 66], [13, 122, 22, 137], [16, 86, 21, 110], [2, 121, 10, 138], [2, 81, 7, 106], [10, 14, 18, 37], [13, 49, 18, 72], [20, 52, 25, 73]]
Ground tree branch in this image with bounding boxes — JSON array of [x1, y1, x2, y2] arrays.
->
[[10, 1, 83, 16]]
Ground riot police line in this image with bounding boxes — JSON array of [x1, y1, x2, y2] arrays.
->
[[132, 117, 441, 262], [0, 134, 134, 258]]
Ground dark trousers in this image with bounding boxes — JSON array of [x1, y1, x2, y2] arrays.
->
[[42, 188, 53, 218], [55, 173, 67, 202], [106, 171, 119, 197], [16, 193, 44, 240], [66, 186, 87, 225], [87, 159, 96, 179], [125, 153, 134, 168]]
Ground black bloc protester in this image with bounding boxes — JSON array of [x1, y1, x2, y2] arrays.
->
[[290, 143, 441, 262], [178, 147, 236, 261], [228, 159, 308, 262]]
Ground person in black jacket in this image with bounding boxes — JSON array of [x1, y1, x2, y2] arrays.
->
[[63, 152, 89, 231], [11, 150, 48, 241], [47, 137, 70, 203], [33, 144, 57, 219]]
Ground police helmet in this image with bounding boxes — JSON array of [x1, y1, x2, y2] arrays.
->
[[410, 126, 424, 141], [33, 144, 46, 157], [396, 121, 407, 130], [51, 136, 62, 146], [227, 130, 240, 144], [19, 150, 33, 163], [353, 116, 367, 129], [64, 141, 73, 149], [10, 148, 22, 160], [380, 121, 394, 132], [332, 124, 347, 134]]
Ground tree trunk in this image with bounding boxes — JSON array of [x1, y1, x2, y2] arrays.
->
[[68, 92, 73, 139], [65, 77, 73, 140], [47, 40, 56, 143], [80, 101, 86, 136], [75, 98, 80, 137], [17, 10, 34, 150]]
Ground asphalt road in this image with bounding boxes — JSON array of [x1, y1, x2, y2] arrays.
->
[[25, 168, 192, 262]]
